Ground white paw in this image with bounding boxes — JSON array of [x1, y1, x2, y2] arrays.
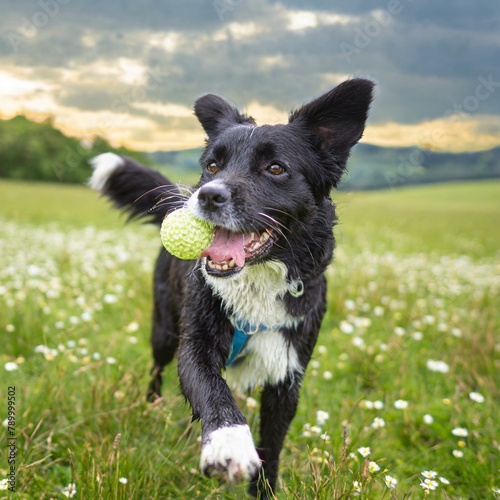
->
[[200, 424, 261, 482]]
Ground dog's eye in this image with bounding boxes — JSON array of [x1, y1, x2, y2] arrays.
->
[[206, 162, 219, 174], [267, 164, 285, 176]]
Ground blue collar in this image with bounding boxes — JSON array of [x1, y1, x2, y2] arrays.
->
[[226, 321, 267, 367]]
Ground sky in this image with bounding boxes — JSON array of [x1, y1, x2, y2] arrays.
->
[[1, 0, 499, 152]]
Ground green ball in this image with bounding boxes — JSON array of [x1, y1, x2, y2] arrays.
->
[[160, 208, 214, 260]]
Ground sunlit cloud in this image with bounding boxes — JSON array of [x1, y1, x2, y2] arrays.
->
[[365, 115, 500, 152], [0, 1, 498, 153]]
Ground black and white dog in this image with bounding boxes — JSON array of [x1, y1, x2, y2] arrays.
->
[[90, 78, 374, 497]]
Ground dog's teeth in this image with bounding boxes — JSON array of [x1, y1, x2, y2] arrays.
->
[[222, 263, 228, 271], [261, 231, 270, 242], [228, 259, 235, 268]]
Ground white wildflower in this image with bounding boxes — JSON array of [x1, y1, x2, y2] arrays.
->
[[384, 475, 398, 489], [420, 479, 439, 491], [316, 410, 329, 426], [394, 399, 409, 409], [427, 359, 450, 373], [246, 397, 258, 409], [61, 483, 77, 498], [104, 293, 118, 304], [421, 470, 438, 479], [339, 321, 354, 334], [353, 480, 361, 493], [423, 414, 434, 424], [126, 321, 140, 332], [371, 417, 385, 429], [469, 392, 485, 403]]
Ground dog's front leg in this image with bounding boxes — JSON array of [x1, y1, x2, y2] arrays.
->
[[177, 335, 262, 483], [249, 375, 302, 497]]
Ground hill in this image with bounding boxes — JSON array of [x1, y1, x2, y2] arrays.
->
[[1, 115, 499, 189], [150, 144, 500, 190], [0, 115, 153, 184], [344, 143, 500, 190]]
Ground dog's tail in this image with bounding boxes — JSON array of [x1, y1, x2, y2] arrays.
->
[[89, 153, 185, 225]]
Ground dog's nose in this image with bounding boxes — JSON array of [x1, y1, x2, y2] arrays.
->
[[197, 184, 231, 212]]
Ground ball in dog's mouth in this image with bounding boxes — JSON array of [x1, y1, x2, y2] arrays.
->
[[201, 227, 276, 276]]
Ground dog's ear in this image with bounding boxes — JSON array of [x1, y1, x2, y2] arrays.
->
[[194, 94, 256, 139], [289, 79, 374, 187]]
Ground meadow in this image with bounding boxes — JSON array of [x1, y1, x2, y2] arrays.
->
[[1, 178, 499, 499]]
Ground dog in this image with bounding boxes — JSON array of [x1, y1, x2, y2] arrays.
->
[[89, 78, 374, 497]]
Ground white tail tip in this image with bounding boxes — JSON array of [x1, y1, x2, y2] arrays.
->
[[88, 153, 124, 191]]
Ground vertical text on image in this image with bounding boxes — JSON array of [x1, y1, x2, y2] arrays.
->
[[6, 386, 17, 492]]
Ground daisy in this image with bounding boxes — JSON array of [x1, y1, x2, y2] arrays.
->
[[420, 479, 439, 491], [246, 397, 258, 409], [469, 392, 485, 403], [353, 480, 361, 493], [316, 410, 329, 426], [426, 360, 450, 373], [61, 483, 77, 498], [371, 417, 385, 429], [357, 447, 371, 457], [368, 461, 380, 473], [421, 470, 438, 479], [384, 475, 398, 489], [340, 321, 354, 334], [423, 414, 434, 424], [451, 427, 468, 437], [394, 399, 408, 409], [104, 293, 118, 304]]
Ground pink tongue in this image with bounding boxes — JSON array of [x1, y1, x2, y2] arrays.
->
[[201, 228, 251, 268]]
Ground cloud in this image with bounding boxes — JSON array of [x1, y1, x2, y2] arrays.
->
[[366, 115, 500, 152], [0, 0, 499, 151]]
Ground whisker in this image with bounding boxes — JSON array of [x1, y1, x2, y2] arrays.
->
[[256, 212, 294, 254], [134, 184, 181, 204], [260, 208, 316, 264]]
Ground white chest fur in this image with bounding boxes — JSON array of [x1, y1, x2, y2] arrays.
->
[[202, 260, 303, 390]]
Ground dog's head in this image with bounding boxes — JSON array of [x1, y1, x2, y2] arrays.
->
[[187, 79, 374, 279]]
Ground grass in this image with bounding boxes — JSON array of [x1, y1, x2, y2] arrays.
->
[[1, 178, 499, 499]]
